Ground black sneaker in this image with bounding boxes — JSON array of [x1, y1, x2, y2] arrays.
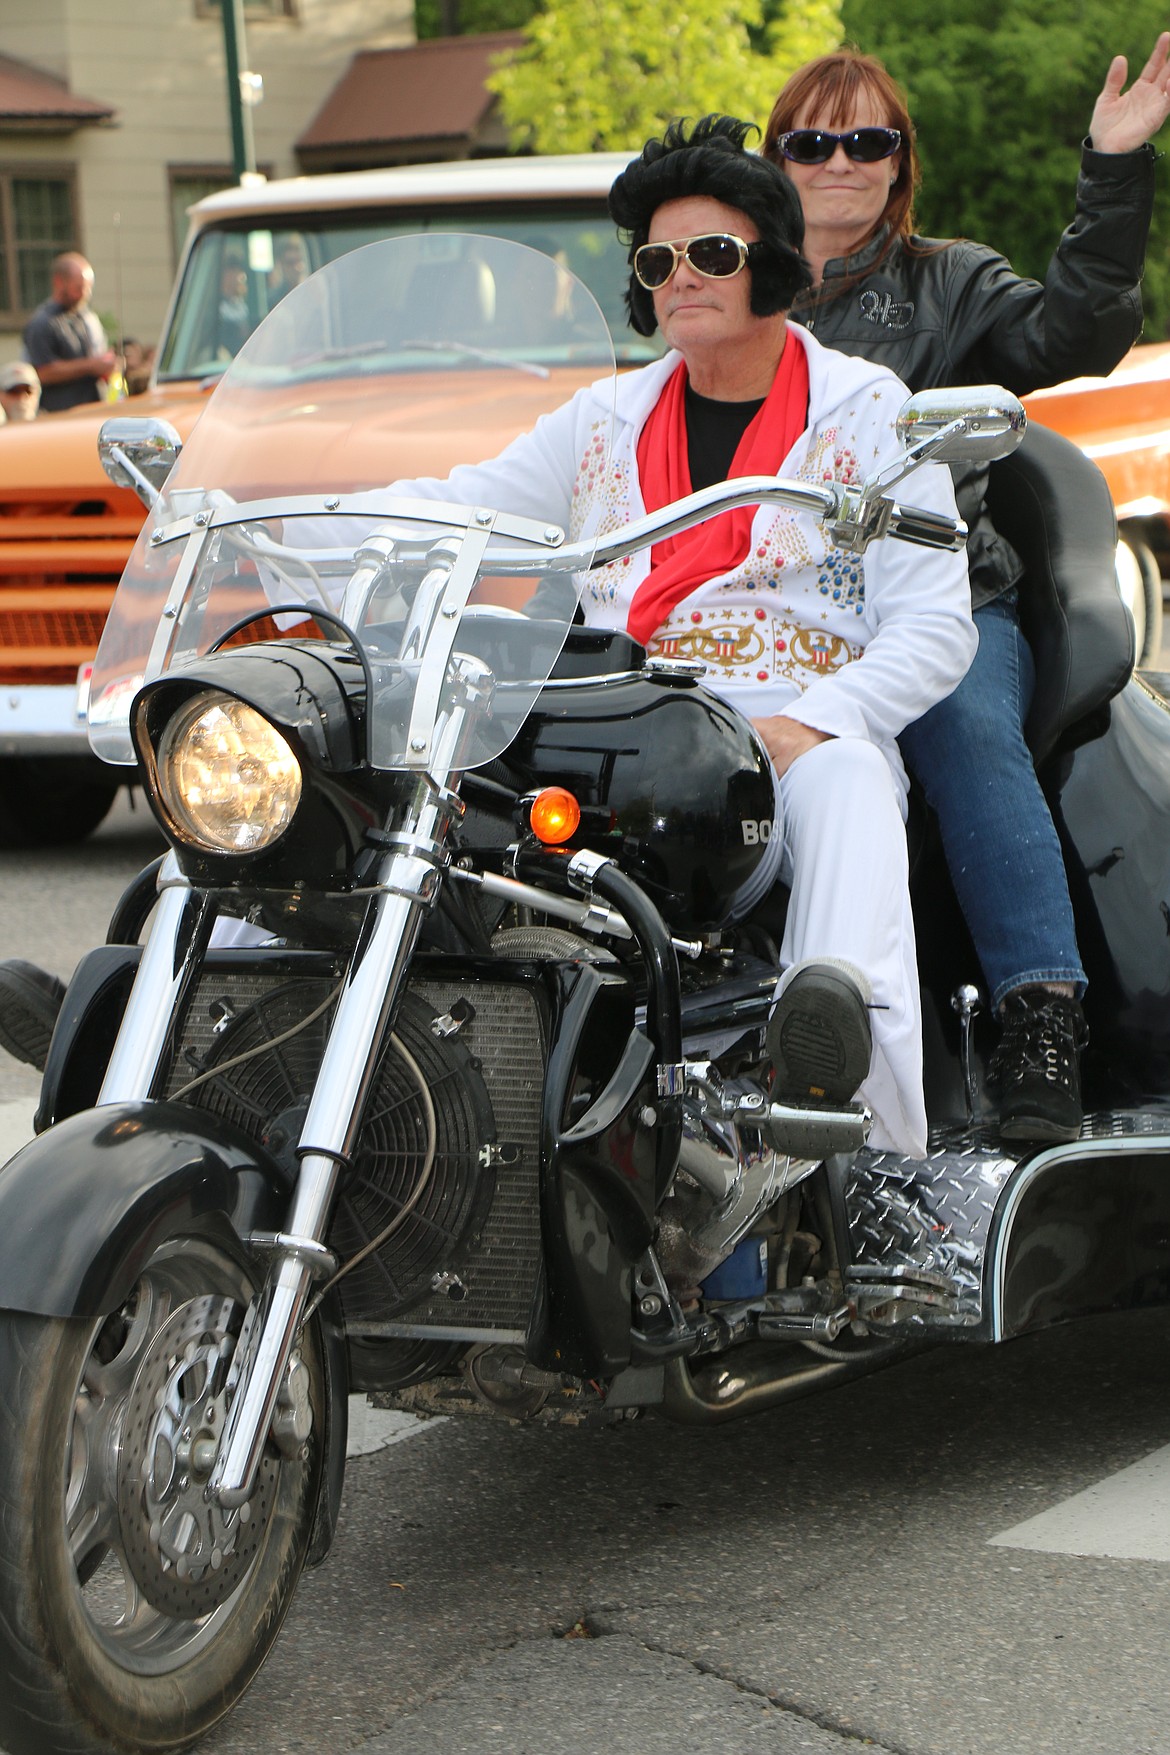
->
[[989, 990, 1087, 1144], [767, 959, 873, 1106], [0, 959, 65, 1072]]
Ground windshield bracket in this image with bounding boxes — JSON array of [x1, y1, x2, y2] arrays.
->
[[400, 514, 497, 768]]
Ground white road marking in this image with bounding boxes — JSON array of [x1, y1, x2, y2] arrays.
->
[[0, 1102, 434, 1459], [346, 1398, 443, 1457], [990, 1443, 1170, 1562]]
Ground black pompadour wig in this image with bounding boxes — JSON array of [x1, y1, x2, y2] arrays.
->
[[608, 114, 812, 337]]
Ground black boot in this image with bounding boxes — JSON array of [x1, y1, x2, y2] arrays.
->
[[0, 959, 65, 1072], [768, 959, 873, 1106], [989, 989, 1087, 1144]]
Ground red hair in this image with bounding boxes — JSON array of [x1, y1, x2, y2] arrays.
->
[[763, 49, 922, 257]]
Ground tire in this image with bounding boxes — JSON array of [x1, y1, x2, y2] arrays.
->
[[0, 1236, 324, 1755], [0, 756, 121, 848], [1130, 535, 1164, 668], [1116, 535, 1165, 670]]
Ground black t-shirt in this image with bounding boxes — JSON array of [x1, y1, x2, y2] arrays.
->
[[684, 383, 764, 491], [22, 298, 107, 412]]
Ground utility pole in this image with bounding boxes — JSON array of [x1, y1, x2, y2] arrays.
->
[[220, 0, 257, 181]]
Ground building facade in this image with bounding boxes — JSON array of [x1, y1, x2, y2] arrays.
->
[[0, 0, 413, 360]]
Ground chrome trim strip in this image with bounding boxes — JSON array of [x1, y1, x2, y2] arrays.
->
[[536, 669, 644, 689]]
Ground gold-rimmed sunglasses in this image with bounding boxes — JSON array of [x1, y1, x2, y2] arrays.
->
[[632, 233, 754, 291]]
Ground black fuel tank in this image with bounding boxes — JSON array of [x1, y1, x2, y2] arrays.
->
[[489, 640, 777, 933]]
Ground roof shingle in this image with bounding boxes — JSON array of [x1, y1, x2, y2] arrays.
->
[[0, 53, 115, 126], [297, 33, 523, 153]]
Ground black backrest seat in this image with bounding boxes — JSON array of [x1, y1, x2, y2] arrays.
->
[[984, 421, 1134, 764]]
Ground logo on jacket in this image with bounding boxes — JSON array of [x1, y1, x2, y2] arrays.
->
[[859, 290, 914, 330]]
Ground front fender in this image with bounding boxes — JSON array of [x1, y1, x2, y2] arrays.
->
[[0, 1100, 294, 1318]]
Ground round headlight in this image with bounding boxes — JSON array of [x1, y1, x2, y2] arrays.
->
[[157, 692, 303, 853]]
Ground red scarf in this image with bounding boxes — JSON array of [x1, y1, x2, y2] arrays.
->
[[628, 333, 810, 647]]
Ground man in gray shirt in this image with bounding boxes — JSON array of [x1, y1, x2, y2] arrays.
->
[[23, 252, 118, 413]]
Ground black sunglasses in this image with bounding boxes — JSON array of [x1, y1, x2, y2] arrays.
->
[[633, 233, 753, 291], [774, 127, 901, 166]]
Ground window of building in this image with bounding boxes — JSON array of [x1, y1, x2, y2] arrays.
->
[[170, 169, 237, 270], [169, 166, 274, 269], [0, 168, 78, 321]]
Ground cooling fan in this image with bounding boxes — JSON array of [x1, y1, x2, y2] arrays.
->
[[182, 977, 498, 1322]]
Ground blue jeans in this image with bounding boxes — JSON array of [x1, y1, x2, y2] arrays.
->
[[898, 593, 1086, 1011]]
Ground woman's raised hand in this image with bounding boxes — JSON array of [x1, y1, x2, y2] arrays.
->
[[1090, 31, 1170, 153]]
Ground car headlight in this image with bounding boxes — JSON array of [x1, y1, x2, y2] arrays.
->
[[156, 692, 303, 853]]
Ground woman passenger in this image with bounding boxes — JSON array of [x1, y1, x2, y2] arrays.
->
[[763, 40, 1170, 1142]]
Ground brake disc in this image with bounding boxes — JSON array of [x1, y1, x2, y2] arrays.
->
[[116, 1294, 278, 1618]]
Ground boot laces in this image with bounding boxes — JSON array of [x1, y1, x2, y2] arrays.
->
[[988, 992, 1087, 1095]]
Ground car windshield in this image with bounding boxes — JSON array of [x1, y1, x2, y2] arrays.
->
[[158, 206, 663, 380], [90, 235, 617, 775]]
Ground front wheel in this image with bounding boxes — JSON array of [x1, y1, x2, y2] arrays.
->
[[0, 1236, 324, 1755]]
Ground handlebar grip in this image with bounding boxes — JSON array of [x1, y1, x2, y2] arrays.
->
[[887, 501, 969, 551]]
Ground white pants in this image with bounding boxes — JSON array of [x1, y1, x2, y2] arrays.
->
[[741, 738, 925, 1158]]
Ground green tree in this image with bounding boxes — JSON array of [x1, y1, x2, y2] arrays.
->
[[841, 0, 1170, 335], [415, 0, 540, 41], [487, 0, 842, 155]]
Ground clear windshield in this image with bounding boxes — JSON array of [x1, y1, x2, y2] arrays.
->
[[89, 235, 616, 773], [159, 207, 662, 378]]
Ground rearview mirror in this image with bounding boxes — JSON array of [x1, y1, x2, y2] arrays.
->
[[98, 417, 183, 508], [895, 387, 1027, 465]]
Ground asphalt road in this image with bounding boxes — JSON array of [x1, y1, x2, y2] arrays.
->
[[195, 1305, 1170, 1755], [2, 716, 1170, 1752]]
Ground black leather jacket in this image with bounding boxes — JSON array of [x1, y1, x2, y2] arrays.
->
[[790, 145, 1155, 606]]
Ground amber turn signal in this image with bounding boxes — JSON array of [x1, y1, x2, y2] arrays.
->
[[528, 786, 581, 845]]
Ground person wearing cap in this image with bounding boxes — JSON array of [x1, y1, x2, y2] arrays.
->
[[23, 252, 120, 413], [0, 361, 41, 422]]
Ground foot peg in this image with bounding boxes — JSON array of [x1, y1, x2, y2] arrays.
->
[[762, 1097, 871, 1159]]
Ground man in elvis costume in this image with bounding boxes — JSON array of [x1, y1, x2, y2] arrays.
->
[[382, 117, 974, 1156]]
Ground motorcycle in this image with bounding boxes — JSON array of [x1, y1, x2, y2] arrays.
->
[[0, 235, 1166, 1755]]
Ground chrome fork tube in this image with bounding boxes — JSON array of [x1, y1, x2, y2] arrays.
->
[[98, 852, 216, 1104], [210, 669, 485, 1509], [209, 849, 439, 1505]]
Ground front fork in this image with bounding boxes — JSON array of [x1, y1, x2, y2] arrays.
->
[[98, 672, 485, 1508], [209, 833, 447, 1504]]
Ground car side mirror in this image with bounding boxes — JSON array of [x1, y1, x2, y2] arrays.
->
[[99, 417, 183, 508]]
